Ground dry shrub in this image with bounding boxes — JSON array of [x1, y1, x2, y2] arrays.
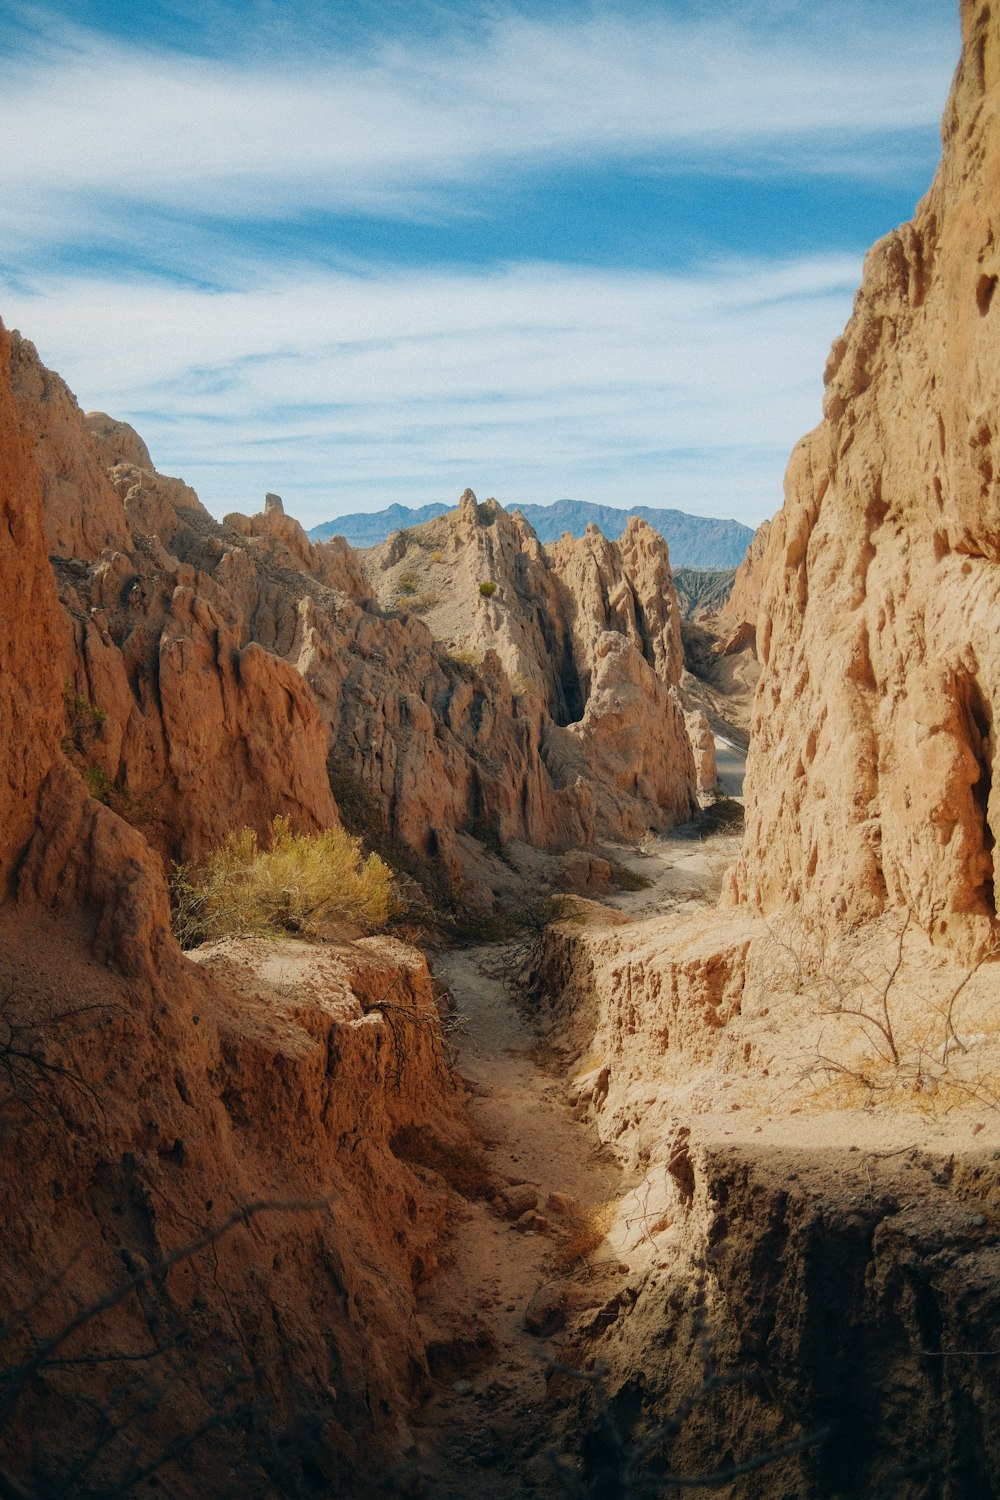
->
[[171, 815, 391, 947], [553, 1201, 617, 1271], [607, 859, 652, 892], [698, 794, 745, 834]]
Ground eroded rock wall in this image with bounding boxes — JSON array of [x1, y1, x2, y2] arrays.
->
[[363, 492, 698, 843], [730, 2, 1000, 954], [0, 316, 479, 1496]]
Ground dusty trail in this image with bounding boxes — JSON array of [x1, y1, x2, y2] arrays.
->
[[399, 946, 623, 1497], [399, 746, 749, 1496]]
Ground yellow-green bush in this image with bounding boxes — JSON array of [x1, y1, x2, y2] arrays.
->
[[171, 815, 392, 947]]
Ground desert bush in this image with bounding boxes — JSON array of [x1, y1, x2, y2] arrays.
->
[[607, 859, 653, 893], [759, 910, 1000, 1113], [408, 590, 440, 613], [479, 580, 498, 598], [484, 895, 584, 1009], [445, 647, 481, 672], [396, 570, 418, 596], [170, 816, 391, 947], [552, 1200, 616, 1271], [698, 793, 745, 834], [61, 684, 106, 757]]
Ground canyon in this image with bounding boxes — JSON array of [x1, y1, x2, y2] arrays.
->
[[2, 3, 1000, 1497]]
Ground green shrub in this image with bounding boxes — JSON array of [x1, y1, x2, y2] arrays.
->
[[171, 815, 392, 948], [61, 684, 106, 757], [478, 580, 497, 598], [396, 570, 418, 596], [81, 764, 112, 804]]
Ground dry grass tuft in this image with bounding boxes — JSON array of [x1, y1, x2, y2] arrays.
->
[[553, 1201, 617, 1270], [171, 815, 392, 947]]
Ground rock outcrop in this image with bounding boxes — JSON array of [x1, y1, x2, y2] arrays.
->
[[0, 315, 480, 1496], [714, 518, 771, 655], [11, 325, 701, 900], [363, 493, 699, 841], [730, 2, 1000, 955]]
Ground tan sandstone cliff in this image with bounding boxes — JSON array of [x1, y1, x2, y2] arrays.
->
[[519, 9, 1000, 1492], [362, 491, 699, 839], [714, 517, 771, 656], [729, 0, 1000, 956]]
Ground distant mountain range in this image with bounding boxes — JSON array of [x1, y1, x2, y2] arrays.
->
[[307, 499, 754, 570]]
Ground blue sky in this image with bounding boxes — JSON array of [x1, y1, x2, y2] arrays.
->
[[0, 0, 961, 529]]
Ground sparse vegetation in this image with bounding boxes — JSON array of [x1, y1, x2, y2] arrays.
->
[[552, 1200, 616, 1271], [479, 580, 498, 598], [170, 815, 392, 947], [396, 570, 418, 596], [446, 646, 481, 672], [81, 764, 112, 803], [408, 590, 440, 614], [698, 792, 745, 834], [607, 859, 653, 892], [61, 683, 106, 757], [759, 910, 1000, 1114], [486, 894, 585, 1008]]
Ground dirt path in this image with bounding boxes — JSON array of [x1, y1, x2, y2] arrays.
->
[[713, 733, 746, 798], [401, 746, 749, 1496], [396, 945, 623, 1497]]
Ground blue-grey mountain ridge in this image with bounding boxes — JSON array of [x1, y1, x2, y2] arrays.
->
[[307, 499, 754, 570]]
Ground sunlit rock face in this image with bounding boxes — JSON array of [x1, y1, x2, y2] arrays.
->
[[363, 495, 699, 844], [730, 2, 1000, 956]]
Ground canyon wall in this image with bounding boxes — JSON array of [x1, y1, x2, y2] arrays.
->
[[10, 336, 699, 901], [730, 0, 1000, 955], [525, 10, 1000, 1492], [0, 318, 482, 1496]]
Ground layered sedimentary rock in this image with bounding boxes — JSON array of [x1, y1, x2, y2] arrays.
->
[[0, 316, 478, 1495], [730, 2, 1000, 955]]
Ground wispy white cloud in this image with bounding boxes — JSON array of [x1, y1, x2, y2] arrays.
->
[[1, 255, 861, 526], [0, 4, 958, 527], [0, 6, 956, 256]]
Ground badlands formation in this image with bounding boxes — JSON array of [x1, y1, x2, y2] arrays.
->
[[1, 4, 1000, 1499]]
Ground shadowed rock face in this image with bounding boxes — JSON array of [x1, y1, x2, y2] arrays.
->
[[730, 2, 1000, 955], [715, 519, 771, 656]]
